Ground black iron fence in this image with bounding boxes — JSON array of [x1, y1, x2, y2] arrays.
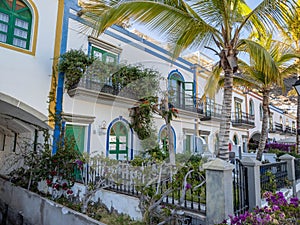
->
[[260, 162, 288, 192], [295, 159, 300, 180], [233, 159, 249, 216], [81, 161, 206, 214]]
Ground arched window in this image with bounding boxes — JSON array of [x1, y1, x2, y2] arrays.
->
[[108, 121, 129, 160], [159, 126, 176, 153], [233, 134, 239, 145], [0, 0, 32, 49], [168, 71, 184, 108], [249, 99, 254, 117]]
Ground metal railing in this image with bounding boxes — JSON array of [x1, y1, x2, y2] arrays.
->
[[260, 162, 288, 192], [275, 122, 283, 132], [80, 161, 206, 214], [231, 112, 255, 126], [197, 101, 223, 119], [295, 159, 300, 180], [168, 90, 197, 113], [233, 159, 249, 216], [284, 126, 297, 135]]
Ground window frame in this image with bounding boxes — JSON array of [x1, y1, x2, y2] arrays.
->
[[0, 0, 32, 50], [108, 121, 129, 160], [91, 46, 118, 64]]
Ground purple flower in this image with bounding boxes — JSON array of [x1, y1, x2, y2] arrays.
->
[[290, 197, 299, 207], [279, 212, 285, 219], [272, 205, 280, 211], [264, 214, 271, 221], [185, 183, 192, 190], [75, 159, 84, 168]]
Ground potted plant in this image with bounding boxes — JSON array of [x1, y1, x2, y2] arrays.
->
[[58, 49, 94, 90]]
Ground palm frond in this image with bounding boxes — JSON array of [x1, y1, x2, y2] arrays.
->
[[203, 64, 222, 98], [238, 0, 297, 38], [81, 0, 219, 58], [238, 39, 279, 85], [280, 63, 300, 78]]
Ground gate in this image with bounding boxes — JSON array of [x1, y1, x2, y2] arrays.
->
[[233, 159, 249, 215]]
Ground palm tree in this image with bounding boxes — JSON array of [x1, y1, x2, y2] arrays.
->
[[237, 38, 300, 161], [279, 1, 300, 153], [205, 36, 300, 161], [81, 0, 296, 161]]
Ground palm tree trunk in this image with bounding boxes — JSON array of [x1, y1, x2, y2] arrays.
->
[[297, 95, 300, 153], [256, 90, 270, 161], [218, 68, 233, 160]]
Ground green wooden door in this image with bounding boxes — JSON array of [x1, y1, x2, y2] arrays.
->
[[65, 124, 85, 181], [109, 122, 128, 160]]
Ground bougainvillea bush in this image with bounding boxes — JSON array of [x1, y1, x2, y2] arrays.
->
[[265, 143, 295, 153], [219, 192, 300, 225]]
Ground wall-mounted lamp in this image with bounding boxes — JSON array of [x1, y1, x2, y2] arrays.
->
[[100, 120, 107, 129], [98, 120, 107, 135]]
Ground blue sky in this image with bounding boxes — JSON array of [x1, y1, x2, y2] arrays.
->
[[132, 0, 263, 42]]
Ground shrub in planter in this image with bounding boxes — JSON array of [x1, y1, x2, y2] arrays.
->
[[58, 49, 94, 90]]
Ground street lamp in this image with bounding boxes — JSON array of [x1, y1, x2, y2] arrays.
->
[[293, 78, 300, 154]]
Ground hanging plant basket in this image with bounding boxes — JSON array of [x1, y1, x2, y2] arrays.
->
[[58, 49, 94, 90]]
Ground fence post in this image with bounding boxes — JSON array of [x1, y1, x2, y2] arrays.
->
[[241, 157, 261, 211], [279, 154, 296, 196], [203, 158, 234, 225]]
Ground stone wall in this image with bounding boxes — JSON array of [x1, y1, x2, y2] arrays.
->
[[0, 177, 106, 225]]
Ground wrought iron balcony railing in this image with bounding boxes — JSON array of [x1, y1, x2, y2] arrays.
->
[[275, 122, 283, 132], [231, 112, 255, 127]]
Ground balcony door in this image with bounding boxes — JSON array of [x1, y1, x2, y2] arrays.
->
[[234, 101, 242, 120], [169, 72, 184, 108]]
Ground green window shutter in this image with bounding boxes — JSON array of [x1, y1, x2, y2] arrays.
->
[[183, 82, 194, 107], [0, 0, 32, 49]]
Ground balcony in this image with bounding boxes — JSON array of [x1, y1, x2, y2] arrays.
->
[[77, 75, 140, 100], [231, 112, 255, 128], [284, 126, 296, 135], [168, 91, 198, 114], [198, 101, 223, 121], [71, 76, 200, 115], [275, 122, 284, 133]]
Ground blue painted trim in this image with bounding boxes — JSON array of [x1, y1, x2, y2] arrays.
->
[[111, 25, 194, 68], [158, 125, 177, 153], [68, 13, 194, 73], [269, 104, 284, 114], [192, 66, 197, 106], [52, 0, 79, 154], [167, 69, 185, 81], [106, 117, 134, 160], [52, 0, 80, 154], [87, 42, 91, 56], [87, 124, 91, 154]]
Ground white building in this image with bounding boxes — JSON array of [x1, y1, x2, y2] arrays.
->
[[0, 0, 60, 173], [0, 0, 296, 171]]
